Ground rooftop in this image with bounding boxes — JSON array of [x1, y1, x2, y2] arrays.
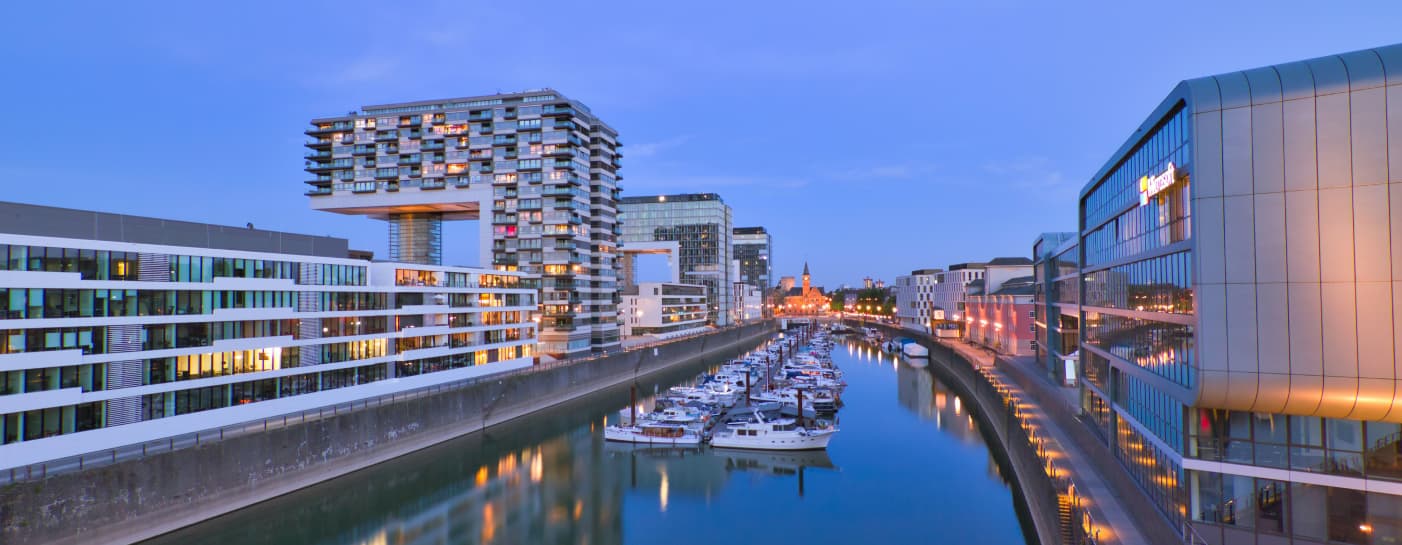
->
[[619, 193, 724, 205], [987, 257, 1033, 266], [733, 226, 768, 235], [0, 201, 348, 259]]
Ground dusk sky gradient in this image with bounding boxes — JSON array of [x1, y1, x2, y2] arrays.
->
[[5, 1, 1402, 287]]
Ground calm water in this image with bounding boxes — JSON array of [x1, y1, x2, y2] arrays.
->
[[147, 337, 1031, 545]]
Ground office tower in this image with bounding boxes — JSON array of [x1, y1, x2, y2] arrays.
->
[[732, 227, 772, 290], [304, 89, 622, 358], [1077, 43, 1402, 542], [619, 194, 733, 326]]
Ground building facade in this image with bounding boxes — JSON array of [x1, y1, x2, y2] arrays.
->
[[619, 194, 732, 326], [732, 227, 772, 292], [732, 282, 762, 323], [619, 282, 707, 339], [894, 269, 943, 333], [1076, 43, 1402, 544], [1033, 233, 1080, 385], [303, 89, 621, 359], [964, 275, 1036, 356], [781, 263, 827, 315], [0, 202, 536, 469], [929, 263, 986, 323]]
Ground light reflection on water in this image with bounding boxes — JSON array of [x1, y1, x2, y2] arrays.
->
[[145, 336, 1030, 545]]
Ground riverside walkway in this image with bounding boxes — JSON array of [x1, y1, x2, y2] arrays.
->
[[938, 339, 1182, 545]]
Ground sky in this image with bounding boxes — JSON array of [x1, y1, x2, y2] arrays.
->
[[3, 1, 1401, 288]]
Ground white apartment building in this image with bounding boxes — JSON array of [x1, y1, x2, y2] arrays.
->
[[620, 282, 708, 339], [0, 202, 537, 470], [894, 269, 942, 333]]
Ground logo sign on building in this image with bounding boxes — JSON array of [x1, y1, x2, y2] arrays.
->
[[1138, 163, 1178, 206], [932, 309, 945, 320]]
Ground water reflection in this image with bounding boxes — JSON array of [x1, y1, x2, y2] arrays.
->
[[148, 336, 1029, 545]]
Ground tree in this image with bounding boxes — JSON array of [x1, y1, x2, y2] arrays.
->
[[830, 293, 844, 311]]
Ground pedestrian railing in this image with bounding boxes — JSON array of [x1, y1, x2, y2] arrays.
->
[[1, 321, 774, 487]]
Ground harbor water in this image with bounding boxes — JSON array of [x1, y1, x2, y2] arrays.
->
[[146, 335, 1032, 545]]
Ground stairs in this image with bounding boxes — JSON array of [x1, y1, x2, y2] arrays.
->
[[1057, 493, 1075, 545]]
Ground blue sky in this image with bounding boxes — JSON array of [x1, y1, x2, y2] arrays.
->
[[4, 1, 1401, 288]]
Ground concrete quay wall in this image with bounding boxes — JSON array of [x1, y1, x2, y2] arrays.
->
[[0, 321, 777, 545]]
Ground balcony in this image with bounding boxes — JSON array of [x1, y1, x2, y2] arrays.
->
[[375, 132, 398, 141], [305, 151, 332, 160], [421, 179, 446, 190], [305, 185, 333, 196], [350, 182, 377, 194]]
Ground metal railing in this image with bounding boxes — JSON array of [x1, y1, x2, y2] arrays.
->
[[0, 321, 772, 487]]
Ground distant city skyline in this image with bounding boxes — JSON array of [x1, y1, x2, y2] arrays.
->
[[5, 2, 1402, 286]]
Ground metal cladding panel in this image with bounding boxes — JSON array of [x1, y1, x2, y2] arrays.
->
[[1340, 49, 1387, 90], [1355, 281, 1395, 380], [1284, 191, 1321, 282], [1244, 67, 1283, 105], [1198, 283, 1229, 373], [1185, 76, 1223, 113], [1255, 372, 1290, 414], [1378, 44, 1402, 85], [1394, 280, 1402, 421], [1307, 55, 1352, 96], [1353, 378, 1396, 421], [1276, 61, 1317, 101], [1198, 370, 1231, 407], [1193, 111, 1225, 198], [1318, 376, 1359, 417], [1283, 98, 1320, 192], [1351, 86, 1389, 186], [1222, 107, 1255, 196], [1223, 195, 1257, 284], [1354, 184, 1392, 282], [1256, 283, 1290, 375], [1394, 185, 1402, 281], [1287, 284, 1325, 376], [1320, 282, 1360, 385], [1391, 87, 1402, 183], [1315, 92, 1354, 189], [1215, 72, 1253, 110], [1226, 371, 1259, 410], [1226, 283, 1259, 374], [1196, 196, 1227, 285], [1251, 102, 1286, 194], [1283, 374, 1324, 416], [1254, 193, 1287, 284], [1317, 188, 1356, 284]]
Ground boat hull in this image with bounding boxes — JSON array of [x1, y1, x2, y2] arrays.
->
[[709, 430, 835, 451], [603, 427, 703, 446]]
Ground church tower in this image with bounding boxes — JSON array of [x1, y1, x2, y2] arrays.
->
[[802, 261, 811, 293]]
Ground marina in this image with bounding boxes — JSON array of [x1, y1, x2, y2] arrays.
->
[[146, 325, 1031, 545], [605, 324, 845, 451]]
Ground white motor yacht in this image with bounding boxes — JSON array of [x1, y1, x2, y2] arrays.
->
[[709, 412, 837, 451], [604, 422, 703, 446]]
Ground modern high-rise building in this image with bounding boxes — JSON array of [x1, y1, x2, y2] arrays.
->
[[619, 194, 732, 326], [1075, 43, 1402, 544], [303, 89, 622, 358], [732, 227, 772, 290], [0, 202, 536, 468]]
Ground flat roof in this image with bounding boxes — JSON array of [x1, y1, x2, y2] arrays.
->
[[0, 201, 349, 259], [620, 193, 724, 204]]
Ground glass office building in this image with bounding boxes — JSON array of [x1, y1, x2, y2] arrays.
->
[[732, 226, 772, 291], [0, 201, 536, 470], [1077, 43, 1402, 544], [619, 194, 733, 326]]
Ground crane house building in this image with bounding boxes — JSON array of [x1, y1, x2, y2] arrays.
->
[[1077, 43, 1402, 544]]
